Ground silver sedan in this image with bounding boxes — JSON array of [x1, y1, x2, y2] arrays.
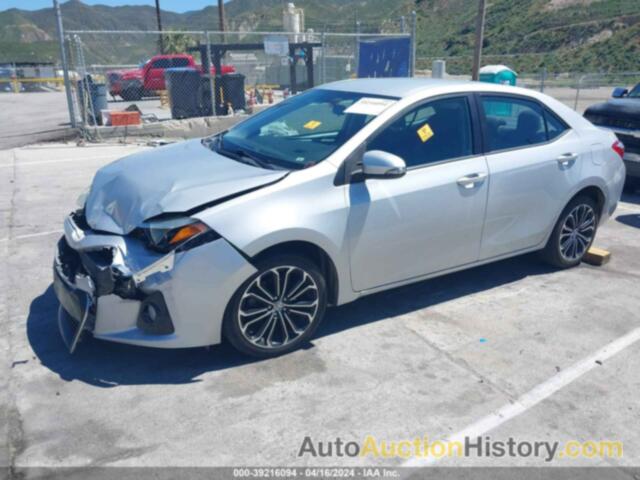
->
[[53, 78, 626, 357]]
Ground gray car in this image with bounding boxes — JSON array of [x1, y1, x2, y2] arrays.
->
[[53, 79, 626, 357]]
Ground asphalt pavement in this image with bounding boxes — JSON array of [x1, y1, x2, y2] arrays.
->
[[1, 143, 640, 473]]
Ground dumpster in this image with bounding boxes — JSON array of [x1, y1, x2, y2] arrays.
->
[[200, 77, 213, 117], [216, 73, 246, 115], [77, 76, 108, 125], [479, 65, 517, 86], [165, 67, 203, 119]]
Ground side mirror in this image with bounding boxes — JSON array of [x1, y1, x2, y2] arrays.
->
[[612, 87, 628, 98], [362, 150, 407, 179]]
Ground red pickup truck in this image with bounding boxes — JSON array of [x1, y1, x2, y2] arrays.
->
[[107, 53, 235, 101]]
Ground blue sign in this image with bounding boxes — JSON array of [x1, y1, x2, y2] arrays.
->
[[357, 37, 411, 78]]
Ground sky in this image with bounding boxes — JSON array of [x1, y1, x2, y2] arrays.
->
[[1, 0, 230, 13]]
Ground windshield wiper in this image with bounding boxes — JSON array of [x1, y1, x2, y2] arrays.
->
[[229, 147, 273, 169], [211, 134, 281, 170]]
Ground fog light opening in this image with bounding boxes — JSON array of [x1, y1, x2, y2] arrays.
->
[[137, 292, 175, 335]]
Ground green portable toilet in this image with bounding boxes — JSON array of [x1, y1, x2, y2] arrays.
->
[[479, 65, 517, 86]]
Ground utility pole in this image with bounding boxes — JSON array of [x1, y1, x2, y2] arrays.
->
[[471, 0, 487, 81], [217, 0, 226, 43], [53, 0, 76, 128], [155, 0, 164, 54], [410, 11, 417, 77]]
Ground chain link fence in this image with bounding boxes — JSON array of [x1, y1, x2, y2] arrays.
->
[[515, 71, 640, 112], [63, 29, 411, 129], [59, 26, 640, 134], [417, 58, 640, 114]]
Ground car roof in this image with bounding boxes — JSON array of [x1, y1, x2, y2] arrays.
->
[[318, 78, 473, 98], [318, 77, 563, 101], [154, 54, 191, 58], [317, 77, 592, 131]]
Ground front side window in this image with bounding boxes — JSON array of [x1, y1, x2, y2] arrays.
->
[[171, 58, 190, 68], [151, 58, 171, 69], [481, 96, 567, 152], [216, 89, 395, 170], [366, 96, 473, 168]]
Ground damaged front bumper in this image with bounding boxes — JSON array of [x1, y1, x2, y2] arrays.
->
[[53, 211, 256, 352], [53, 248, 94, 353]]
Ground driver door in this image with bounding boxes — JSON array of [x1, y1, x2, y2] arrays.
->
[[347, 94, 489, 291], [146, 58, 170, 91]]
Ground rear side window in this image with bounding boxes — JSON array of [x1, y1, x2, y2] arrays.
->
[[544, 109, 568, 140], [481, 96, 567, 152]]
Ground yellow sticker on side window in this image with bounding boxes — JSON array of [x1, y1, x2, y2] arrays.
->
[[417, 123, 434, 143], [304, 120, 322, 130]]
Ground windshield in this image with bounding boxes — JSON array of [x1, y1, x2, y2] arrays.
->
[[629, 84, 640, 98], [214, 89, 397, 170]]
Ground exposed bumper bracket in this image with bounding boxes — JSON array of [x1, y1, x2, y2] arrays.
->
[[58, 298, 92, 354], [132, 251, 175, 285]]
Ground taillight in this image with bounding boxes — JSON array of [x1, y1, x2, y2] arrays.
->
[[612, 140, 625, 159]]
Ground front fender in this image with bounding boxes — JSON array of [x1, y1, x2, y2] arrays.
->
[[194, 163, 358, 305]]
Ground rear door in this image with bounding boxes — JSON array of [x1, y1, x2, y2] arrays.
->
[[478, 94, 583, 260], [347, 94, 489, 291]]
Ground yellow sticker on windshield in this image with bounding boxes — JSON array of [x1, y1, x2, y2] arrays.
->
[[417, 123, 434, 143], [304, 120, 322, 130]]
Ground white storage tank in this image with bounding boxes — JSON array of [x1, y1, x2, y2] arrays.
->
[[283, 3, 305, 43]]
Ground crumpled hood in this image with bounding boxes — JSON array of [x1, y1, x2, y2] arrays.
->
[[85, 139, 287, 234], [585, 98, 640, 117]]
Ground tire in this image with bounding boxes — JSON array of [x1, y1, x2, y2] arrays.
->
[[541, 195, 599, 268], [222, 254, 327, 358], [121, 85, 142, 102]]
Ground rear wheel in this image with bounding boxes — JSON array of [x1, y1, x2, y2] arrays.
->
[[223, 255, 327, 358], [541, 195, 598, 268]]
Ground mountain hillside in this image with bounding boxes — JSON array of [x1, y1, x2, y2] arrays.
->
[[0, 0, 639, 74]]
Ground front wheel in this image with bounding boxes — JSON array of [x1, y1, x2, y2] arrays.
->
[[120, 85, 143, 102], [223, 255, 327, 358], [541, 195, 598, 268]]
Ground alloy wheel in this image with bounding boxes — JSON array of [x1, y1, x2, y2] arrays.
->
[[559, 204, 596, 262], [237, 266, 320, 349]]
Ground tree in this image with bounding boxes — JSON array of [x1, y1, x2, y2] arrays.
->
[[162, 32, 197, 54]]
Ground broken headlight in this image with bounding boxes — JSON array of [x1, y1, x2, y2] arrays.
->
[[140, 217, 219, 253]]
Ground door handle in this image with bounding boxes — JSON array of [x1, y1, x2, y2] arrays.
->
[[557, 153, 578, 166], [457, 172, 487, 189]]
